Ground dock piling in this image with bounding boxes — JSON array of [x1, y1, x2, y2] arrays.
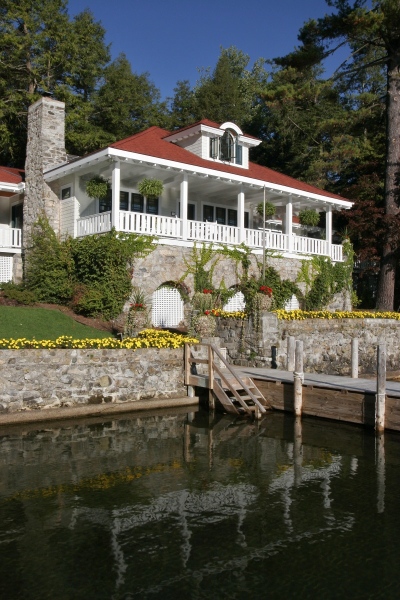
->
[[287, 336, 295, 371], [293, 340, 304, 417], [375, 343, 386, 432], [351, 338, 359, 378]]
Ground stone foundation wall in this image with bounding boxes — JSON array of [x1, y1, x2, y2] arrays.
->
[[215, 314, 400, 375], [0, 348, 186, 413]]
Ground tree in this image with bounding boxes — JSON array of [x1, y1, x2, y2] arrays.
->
[[271, 0, 400, 310], [92, 54, 168, 140], [0, 1, 110, 164], [194, 46, 268, 128], [168, 80, 197, 129]]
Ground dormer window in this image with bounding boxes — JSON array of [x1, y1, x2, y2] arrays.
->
[[209, 129, 243, 165]]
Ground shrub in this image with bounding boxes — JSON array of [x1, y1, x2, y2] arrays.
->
[[0, 282, 38, 305], [299, 209, 320, 227], [85, 176, 110, 199], [256, 201, 276, 219]]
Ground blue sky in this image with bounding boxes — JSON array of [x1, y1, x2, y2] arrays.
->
[[67, 0, 347, 100]]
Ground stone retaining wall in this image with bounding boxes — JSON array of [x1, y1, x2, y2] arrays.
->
[[215, 314, 400, 375], [0, 348, 186, 413]]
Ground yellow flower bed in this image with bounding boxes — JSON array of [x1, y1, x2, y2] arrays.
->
[[274, 309, 400, 321], [210, 309, 247, 319], [0, 329, 199, 350]]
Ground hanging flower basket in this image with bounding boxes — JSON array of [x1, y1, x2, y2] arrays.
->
[[256, 201, 276, 219], [85, 176, 110, 200], [138, 178, 164, 198], [299, 209, 320, 227]]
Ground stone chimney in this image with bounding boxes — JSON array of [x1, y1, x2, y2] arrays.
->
[[23, 97, 67, 247]]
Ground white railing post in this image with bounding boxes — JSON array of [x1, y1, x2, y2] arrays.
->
[[238, 185, 245, 243], [285, 195, 293, 253], [180, 173, 188, 241], [111, 160, 120, 230], [326, 204, 332, 259]]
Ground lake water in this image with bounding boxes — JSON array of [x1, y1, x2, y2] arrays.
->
[[1, 408, 399, 600]]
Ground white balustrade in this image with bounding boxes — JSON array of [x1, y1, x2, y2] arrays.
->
[[188, 221, 239, 245], [73, 211, 344, 261], [119, 212, 181, 238], [77, 212, 112, 237], [0, 227, 22, 249]]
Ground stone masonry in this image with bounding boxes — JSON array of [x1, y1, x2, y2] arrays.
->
[[215, 313, 400, 375], [0, 347, 186, 414], [23, 97, 67, 247]]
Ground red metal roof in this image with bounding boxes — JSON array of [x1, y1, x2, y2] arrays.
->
[[110, 126, 346, 202], [0, 166, 24, 185]]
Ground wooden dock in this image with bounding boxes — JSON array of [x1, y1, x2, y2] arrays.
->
[[239, 367, 400, 432]]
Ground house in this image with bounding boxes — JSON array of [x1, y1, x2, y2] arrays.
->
[[1, 98, 352, 296], [0, 166, 24, 283]]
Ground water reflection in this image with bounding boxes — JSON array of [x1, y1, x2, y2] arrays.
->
[[0, 409, 399, 599]]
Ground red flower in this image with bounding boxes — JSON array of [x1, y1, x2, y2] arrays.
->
[[204, 310, 211, 315], [259, 286, 273, 297], [203, 289, 213, 294]]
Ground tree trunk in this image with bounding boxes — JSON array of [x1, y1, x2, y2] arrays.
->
[[376, 51, 400, 310]]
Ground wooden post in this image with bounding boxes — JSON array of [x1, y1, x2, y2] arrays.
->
[[351, 338, 359, 378], [287, 336, 295, 372], [376, 433, 385, 514], [208, 344, 215, 411], [293, 340, 304, 417], [294, 416, 303, 487], [375, 343, 386, 432]]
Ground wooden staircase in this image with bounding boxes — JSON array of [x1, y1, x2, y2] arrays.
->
[[185, 343, 271, 418]]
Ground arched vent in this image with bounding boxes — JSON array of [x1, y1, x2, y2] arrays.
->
[[152, 287, 184, 327]]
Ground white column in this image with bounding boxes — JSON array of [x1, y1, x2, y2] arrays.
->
[[111, 160, 120, 230], [180, 173, 188, 241], [285, 195, 293, 253], [238, 185, 245, 243], [326, 204, 333, 259]]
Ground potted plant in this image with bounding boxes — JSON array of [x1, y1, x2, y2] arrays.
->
[[299, 209, 320, 227], [256, 201, 276, 219], [85, 175, 110, 200], [138, 178, 164, 198]]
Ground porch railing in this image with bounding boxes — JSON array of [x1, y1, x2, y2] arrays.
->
[[119, 211, 181, 238], [77, 211, 111, 237], [0, 227, 22, 249], [75, 212, 343, 261]]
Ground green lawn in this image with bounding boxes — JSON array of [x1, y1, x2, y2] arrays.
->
[[0, 306, 113, 340]]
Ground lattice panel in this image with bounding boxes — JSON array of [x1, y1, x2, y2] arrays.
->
[[0, 256, 13, 283], [284, 294, 300, 311], [223, 291, 246, 312], [152, 287, 184, 327]]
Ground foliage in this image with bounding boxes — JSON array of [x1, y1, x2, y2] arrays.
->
[[0, 329, 199, 350], [69, 229, 155, 319], [182, 243, 219, 292], [299, 209, 320, 227], [0, 282, 38, 305], [85, 176, 110, 199], [168, 80, 197, 129], [256, 202, 276, 219], [297, 239, 355, 311], [24, 215, 75, 303], [0, 0, 110, 165], [92, 54, 168, 140], [23, 217, 155, 320], [138, 178, 164, 198]]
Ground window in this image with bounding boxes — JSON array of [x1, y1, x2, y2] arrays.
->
[[203, 205, 214, 222], [220, 131, 235, 161], [131, 193, 144, 212], [216, 207, 226, 225], [178, 203, 196, 220], [61, 186, 71, 200], [209, 130, 243, 164], [120, 191, 129, 211], [99, 189, 112, 213], [146, 197, 158, 215], [228, 209, 237, 227], [11, 204, 23, 229]]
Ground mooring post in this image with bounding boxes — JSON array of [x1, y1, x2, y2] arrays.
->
[[375, 343, 386, 432], [376, 432, 385, 514], [351, 338, 359, 378], [293, 340, 304, 417], [287, 336, 295, 372], [294, 416, 303, 487]]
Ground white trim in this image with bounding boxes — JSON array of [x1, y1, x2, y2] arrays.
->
[[0, 182, 24, 194], [44, 146, 352, 210]]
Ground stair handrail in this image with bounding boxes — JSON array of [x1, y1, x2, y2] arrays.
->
[[210, 344, 267, 414]]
